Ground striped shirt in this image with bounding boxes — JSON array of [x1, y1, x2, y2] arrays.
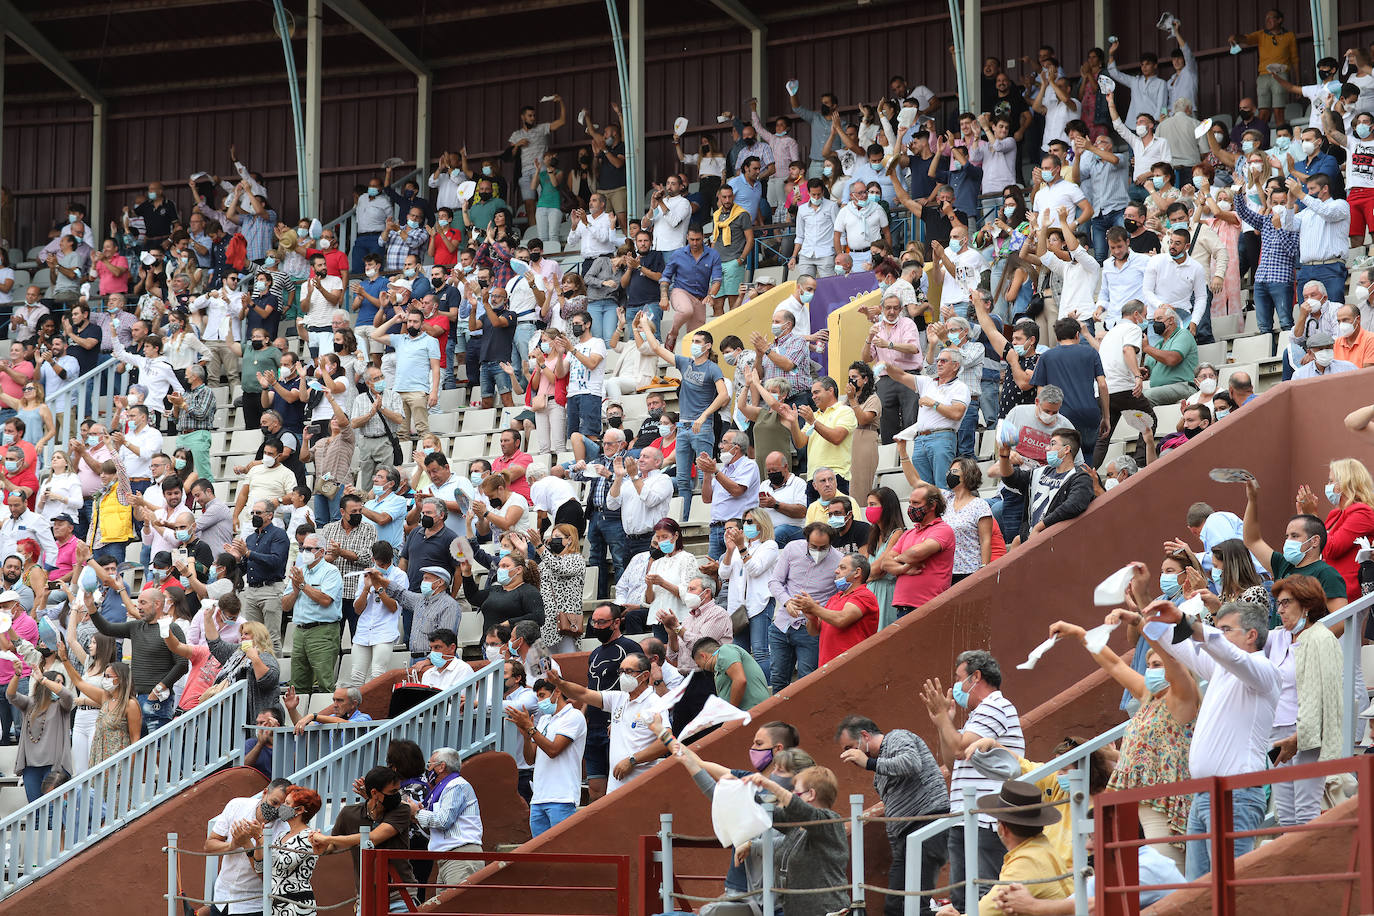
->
[[175, 383, 218, 434], [347, 388, 405, 439], [869, 729, 949, 839], [949, 690, 1024, 827], [1234, 195, 1300, 284]]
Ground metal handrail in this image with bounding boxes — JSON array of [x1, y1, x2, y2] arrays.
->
[[43, 357, 124, 462], [323, 168, 423, 254], [242, 720, 387, 780], [0, 678, 249, 897], [285, 661, 506, 826]]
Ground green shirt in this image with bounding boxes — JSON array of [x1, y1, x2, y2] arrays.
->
[[537, 170, 561, 209], [240, 345, 282, 394], [1145, 326, 1198, 388], [712, 643, 770, 710], [1269, 551, 1348, 626], [467, 195, 508, 232]]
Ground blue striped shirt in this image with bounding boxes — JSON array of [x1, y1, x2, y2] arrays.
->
[[1235, 195, 1300, 284]]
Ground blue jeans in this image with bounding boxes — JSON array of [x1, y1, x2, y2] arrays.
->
[[733, 602, 774, 684], [774, 524, 804, 547], [0, 675, 25, 739], [589, 299, 620, 346], [479, 361, 512, 400], [511, 321, 537, 389], [442, 338, 459, 390], [768, 622, 819, 693], [996, 488, 1024, 542], [956, 400, 979, 458], [22, 764, 52, 803], [530, 801, 577, 836], [587, 510, 626, 600], [1253, 280, 1294, 333], [909, 429, 956, 489], [675, 421, 718, 518], [707, 524, 726, 561], [1184, 787, 1268, 881], [314, 487, 344, 526], [567, 393, 601, 442], [137, 691, 175, 736], [1089, 209, 1125, 262], [350, 233, 383, 274], [1297, 261, 1348, 305]]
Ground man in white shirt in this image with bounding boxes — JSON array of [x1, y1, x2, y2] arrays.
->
[[1291, 330, 1358, 378], [759, 451, 808, 546], [890, 351, 970, 486], [1107, 40, 1170, 124], [418, 628, 476, 689], [1165, 21, 1200, 109], [1031, 155, 1091, 231], [1039, 221, 1101, 324], [609, 446, 673, 557], [643, 176, 691, 251], [1282, 173, 1351, 302], [111, 337, 183, 430], [205, 781, 292, 916], [109, 404, 164, 491], [1091, 300, 1155, 467], [1142, 228, 1209, 331], [566, 193, 618, 266], [775, 273, 819, 336], [428, 151, 468, 211], [1148, 599, 1278, 880], [299, 252, 345, 357], [931, 228, 984, 312], [832, 180, 890, 269], [0, 490, 56, 564], [1109, 93, 1173, 200], [790, 179, 839, 277], [1098, 227, 1151, 327], [190, 278, 245, 388], [36, 335, 81, 416], [509, 676, 587, 837], [547, 652, 667, 793]]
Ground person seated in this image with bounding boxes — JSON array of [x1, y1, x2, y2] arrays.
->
[[410, 627, 475, 689], [288, 685, 373, 733]]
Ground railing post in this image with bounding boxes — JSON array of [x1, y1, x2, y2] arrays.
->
[[849, 793, 865, 910], [1068, 767, 1090, 916], [761, 801, 775, 916], [1358, 755, 1374, 915], [261, 828, 273, 915], [904, 829, 921, 916], [1209, 778, 1235, 916], [658, 813, 674, 914], [1341, 619, 1358, 758], [166, 832, 178, 916], [962, 786, 978, 911], [359, 825, 374, 916]]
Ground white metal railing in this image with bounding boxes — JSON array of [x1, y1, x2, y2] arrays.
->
[[244, 720, 386, 780], [323, 168, 423, 254], [0, 679, 249, 897], [285, 662, 507, 826], [43, 357, 125, 463]]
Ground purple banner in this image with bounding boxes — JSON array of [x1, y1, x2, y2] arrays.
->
[[808, 270, 878, 376]]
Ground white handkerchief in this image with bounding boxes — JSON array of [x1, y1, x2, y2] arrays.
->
[[1142, 620, 1173, 641], [786, 79, 800, 96], [1094, 565, 1134, 606], [0, 651, 18, 664], [1097, 74, 1116, 94], [673, 116, 689, 137], [1179, 594, 1207, 619], [540, 95, 556, 102], [679, 696, 751, 741], [1017, 635, 1058, 670], [1083, 622, 1119, 654]]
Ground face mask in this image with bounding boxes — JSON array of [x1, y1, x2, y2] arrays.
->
[[251, 515, 265, 530], [175, 529, 190, 543], [1044, 448, 1063, 469], [1123, 218, 1140, 232], [403, 267, 417, 278], [372, 484, 385, 496], [690, 344, 705, 359], [419, 514, 437, 530], [380, 791, 402, 812], [1134, 124, 1149, 138], [1053, 773, 1073, 796], [482, 166, 494, 177], [420, 580, 434, 596], [1151, 176, 1165, 189], [770, 323, 783, 336], [260, 800, 280, 822], [1358, 124, 1373, 139], [657, 540, 674, 554], [570, 323, 585, 337], [1315, 349, 1336, 368], [300, 550, 318, 568], [1338, 321, 1357, 338], [822, 165, 834, 177], [606, 415, 623, 429], [263, 455, 277, 469], [1322, 482, 1341, 507], [867, 192, 880, 204], [1141, 668, 1170, 695], [948, 239, 962, 254], [406, 219, 420, 230], [536, 698, 556, 716], [1159, 573, 1180, 597], [947, 332, 961, 346], [365, 187, 381, 198], [945, 471, 964, 490], [1003, 204, 1016, 219], [1103, 477, 1119, 491], [4, 460, 18, 473], [1241, 140, 1255, 153], [617, 672, 640, 693], [1040, 168, 1055, 182], [827, 516, 844, 529], [1215, 408, 1230, 419], [263, 256, 278, 268], [808, 548, 825, 562], [832, 574, 850, 591], [952, 680, 970, 708], [1290, 616, 1308, 636], [1151, 320, 1168, 336], [1198, 377, 1218, 395], [1211, 565, 1223, 586], [907, 504, 927, 523], [495, 567, 512, 585], [655, 423, 673, 440], [469, 472, 483, 486]]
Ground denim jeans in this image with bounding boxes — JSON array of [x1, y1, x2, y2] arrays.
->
[[774, 524, 804, 547], [442, 337, 459, 390], [587, 510, 627, 600], [530, 801, 578, 836], [314, 487, 344, 526], [511, 321, 537, 389], [350, 233, 384, 275], [733, 602, 774, 684], [768, 622, 819, 693], [1297, 261, 1348, 306], [137, 691, 176, 736], [1252, 280, 1294, 333], [1089, 209, 1125, 262], [707, 524, 726, 561], [0, 675, 26, 739], [22, 764, 52, 803], [956, 400, 979, 458], [479, 361, 512, 400], [1184, 787, 1268, 881], [589, 299, 620, 346], [909, 429, 956, 488], [995, 489, 1024, 542], [567, 393, 601, 442], [675, 421, 718, 518]]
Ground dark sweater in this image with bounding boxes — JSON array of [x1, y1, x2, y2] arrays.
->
[[461, 577, 545, 633], [90, 610, 189, 694]]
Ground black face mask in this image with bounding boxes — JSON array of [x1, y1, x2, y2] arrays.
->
[[1123, 218, 1140, 232], [647, 407, 663, 420], [346, 512, 363, 527], [590, 624, 613, 643], [945, 472, 961, 490], [547, 537, 565, 554], [570, 323, 586, 337], [767, 470, 785, 487], [606, 416, 623, 428], [1151, 320, 1168, 336], [1239, 109, 1254, 119], [908, 504, 927, 523], [488, 497, 504, 509], [251, 339, 265, 350], [380, 791, 402, 812], [420, 514, 436, 529], [530, 251, 543, 262], [1182, 424, 1204, 439], [251, 515, 265, 530], [260, 425, 273, 436]]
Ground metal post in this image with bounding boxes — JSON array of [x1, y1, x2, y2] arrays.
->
[[962, 0, 981, 122], [962, 786, 978, 909], [271, 0, 310, 219], [1342, 618, 1358, 759], [416, 74, 431, 192], [90, 101, 106, 243], [359, 824, 371, 915], [849, 793, 866, 909], [1310, 0, 1337, 63], [904, 830, 922, 916], [1093, 0, 1109, 53], [626, 0, 644, 220], [304, 0, 323, 217], [1069, 767, 1090, 916], [166, 832, 178, 916], [261, 829, 273, 915], [658, 813, 674, 914], [750, 26, 767, 111], [761, 802, 776, 916]]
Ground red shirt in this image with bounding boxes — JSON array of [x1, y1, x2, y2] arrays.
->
[[891, 519, 956, 608], [1323, 502, 1374, 600], [492, 450, 532, 500], [307, 247, 349, 277], [818, 585, 879, 664], [423, 313, 451, 368], [3, 447, 39, 509], [431, 227, 464, 266]]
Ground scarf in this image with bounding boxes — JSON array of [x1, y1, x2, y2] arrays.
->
[[424, 770, 462, 809], [711, 204, 749, 248]]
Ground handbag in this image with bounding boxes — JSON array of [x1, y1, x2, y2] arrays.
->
[[368, 391, 405, 465], [316, 477, 340, 499]]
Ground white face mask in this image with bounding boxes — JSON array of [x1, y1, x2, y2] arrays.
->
[[1036, 408, 1057, 426], [1354, 284, 1371, 306], [1315, 349, 1335, 367], [1338, 320, 1357, 338], [1198, 377, 1217, 394], [263, 455, 277, 468]]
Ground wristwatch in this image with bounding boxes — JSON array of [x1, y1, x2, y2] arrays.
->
[[628, 754, 637, 766], [526, 726, 536, 737]]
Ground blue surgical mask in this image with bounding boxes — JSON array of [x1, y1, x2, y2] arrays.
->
[[1241, 140, 1255, 153], [1013, 344, 1026, 356], [175, 530, 190, 543], [1, 433, 12, 445], [372, 485, 385, 496], [1325, 484, 1340, 505], [743, 523, 759, 540], [827, 516, 844, 528], [799, 290, 814, 304], [1211, 566, 1223, 585], [1282, 538, 1308, 564], [496, 567, 511, 585], [263, 256, 277, 268], [1055, 773, 1072, 795], [1044, 448, 1062, 469], [470, 471, 483, 485], [867, 191, 880, 203], [80, 567, 100, 592], [420, 580, 434, 596], [403, 266, 416, 278], [428, 650, 446, 667], [948, 239, 962, 253], [367, 188, 380, 197], [690, 344, 705, 359], [657, 424, 672, 439], [1003, 204, 1015, 218], [4, 460, 18, 472], [1214, 408, 1229, 419], [1275, 136, 1292, 151], [498, 547, 511, 558], [174, 458, 186, 470], [1144, 668, 1170, 694], [1151, 176, 1166, 189], [833, 575, 849, 591], [208, 567, 219, 584], [536, 698, 556, 716], [1159, 573, 1180, 597], [822, 165, 833, 177], [952, 680, 970, 708], [86, 435, 100, 447], [482, 166, 494, 177], [407, 220, 420, 229], [540, 341, 552, 353], [657, 540, 674, 554], [1041, 168, 1055, 182], [148, 190, 159, 201], [947, 332, 961, 346]]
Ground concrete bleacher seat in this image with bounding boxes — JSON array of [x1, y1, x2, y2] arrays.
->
[[450, 435, 488, 459], [1154, 403, 1182, 433], [1218, 362, 1258, 389], [438, 388, 466, 411], [1196, 341, 1227, 366], [224, 428, 263, 455], [429, 412, 461, 436], [1230, 334, 1274, 364], [461, 408, 498, 433]]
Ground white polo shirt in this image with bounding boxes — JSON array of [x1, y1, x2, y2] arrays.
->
[[1032, 179, 1088, 230], [897, 375, 970, 435], [834, 201, 888, 251], [602, 687, 661, 793], [532, 702, 588, 805]]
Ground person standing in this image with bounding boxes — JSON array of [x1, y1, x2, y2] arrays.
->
[[768, 522, 841, 692], [1091, 301, 1156, 468], [1229, 9, 1301, 127], [233, 500, 290, 653], [865, 295, 924, 445], [581, 603, 642, 801], [370, 307, 440, 439], [642, 325, 728, 518], [282, 532, 344, 700], [545, 653, 668, 794], [409, 747, 485, 887], [507, 675, 587, 837]]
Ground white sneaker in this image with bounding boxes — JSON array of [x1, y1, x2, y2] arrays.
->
[[1361, 700, 1374, 718]]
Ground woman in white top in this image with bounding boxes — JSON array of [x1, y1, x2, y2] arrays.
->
[[530, 328, 570, 456], [306, 353, 350, 441], [63, 607, 117, 774], [161, 313, 209, 370], [0, 250, 14, 306], [722, 508, 779, 680], [36, 449, 83, 522], [603, 311, 659, 397], [350, 544, 408, 685], [643, 518, 700, 638], [674, 136, 727, 205], [478, 470, 536, 537]]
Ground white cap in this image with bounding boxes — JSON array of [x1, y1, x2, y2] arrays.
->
[[0, 590, 22, 605], [389, 277, 413, 291]]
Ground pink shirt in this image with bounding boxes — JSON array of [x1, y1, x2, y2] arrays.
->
[[864, 315, 925, 373], [95, 255, 131, 295], [892, 519, 956, 608], [0, 611, 38, 680], [77, 444, 114, 497], [178, 643, 222, 710], [492, 450, 533, 500], [0, 360, 33, 402]]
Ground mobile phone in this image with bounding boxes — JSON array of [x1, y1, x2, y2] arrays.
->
[[1267, 745, 1282, 764], [175, 547, 188, 564]]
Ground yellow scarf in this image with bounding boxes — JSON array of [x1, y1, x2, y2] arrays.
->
[[711, 204, 749, 248]]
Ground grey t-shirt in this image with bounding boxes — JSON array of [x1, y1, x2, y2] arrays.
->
[[509, 123, 551, 173], [998, 403, 1077, 494], [710, 210, 752, 261]]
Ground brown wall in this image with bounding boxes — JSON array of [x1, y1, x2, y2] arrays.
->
[[429, 370, 1374, 915], [8, 2, 1374, 246]]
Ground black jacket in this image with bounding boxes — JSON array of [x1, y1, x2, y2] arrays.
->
[[1002, 465, 1095, 541]]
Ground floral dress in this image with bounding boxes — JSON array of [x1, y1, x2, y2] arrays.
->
[[88, 698, 132, 766], [940, 490, 993, 575], [270, 829, 318, 916], [1107, 691, 1194, 847]]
